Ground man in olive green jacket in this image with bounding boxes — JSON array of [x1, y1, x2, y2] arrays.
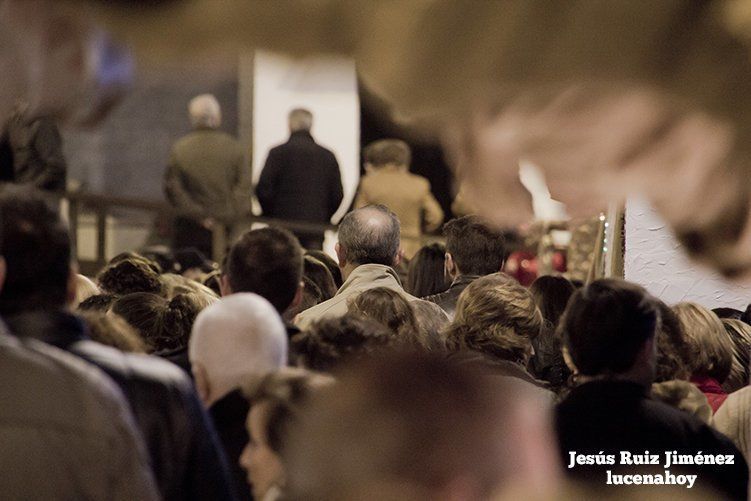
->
[[165, 94, 250, 257]]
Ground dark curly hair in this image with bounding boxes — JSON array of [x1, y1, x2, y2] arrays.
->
[[291, 314, 397, 372], [97, 259, 163, 296]]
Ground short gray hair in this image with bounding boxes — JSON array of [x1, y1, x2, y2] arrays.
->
[[338, 205, 400, 266], [289, 108, 313, 132], [189, 94, 221, 129]]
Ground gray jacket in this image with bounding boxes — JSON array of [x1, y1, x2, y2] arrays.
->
[[0, 330, 159, 501]]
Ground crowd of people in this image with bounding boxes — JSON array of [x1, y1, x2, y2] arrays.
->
[[2, 182, 751, 500]]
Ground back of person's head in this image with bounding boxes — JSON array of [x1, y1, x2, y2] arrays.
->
[[225, 226, 303, 313], [189, 93, 221, 129], [560, 279, 659, 378], [443, 216, 508, 277], [283, 277, 322, 323], [291, 314, 396, 372], [348, 288, 426, 349], [363, 139, 411, 167], [0, 186, 70, 315], [411, 300, 449, 351], [654, 300, 692, 382], [111, 292, 202, 353], [529, 275, 575, 328], [79, 311, 147, 353], [406, 243, 449, 297], [446, 273, 542, 365], [160, 272, 219, 304], [673, 302, 733, 384], [108, 251, 162, 274], [240, 368, 334, 500], [305, 250, 343, 288], [284, 352, 552, 500], [97, 258, 163, 296], [712, 307, 744, 320], [303, 255, 337, 301], [337, 205, 400, 267], [189, 293, 287, 405], [721, 318, 751, 393], [288, 108, 313, 132], [77, 293, 118, 313]]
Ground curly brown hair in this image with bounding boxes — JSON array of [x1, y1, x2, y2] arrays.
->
[[445, 273, 542, 364], [291, 314, 397, 372]]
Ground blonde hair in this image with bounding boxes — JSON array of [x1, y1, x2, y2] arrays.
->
[[673, 302, 733, 383], [73, 274, 100, 308], [721, 318, 751, 392], [445, 273, 542, 364], [79, 311, 147, 353]]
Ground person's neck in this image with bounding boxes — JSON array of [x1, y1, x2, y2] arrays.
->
[[341, 262, 359, 281]]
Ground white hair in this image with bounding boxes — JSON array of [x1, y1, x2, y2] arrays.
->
[[189, 94, 221, 129], [189, 293, 287, 403], [288, 108, 313, 132]]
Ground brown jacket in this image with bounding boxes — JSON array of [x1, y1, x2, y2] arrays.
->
[[355, 166, 443, 258]]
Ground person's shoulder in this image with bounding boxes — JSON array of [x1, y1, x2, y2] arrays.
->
[[72, 339, 193, 392], [407, 172, 431, 189]]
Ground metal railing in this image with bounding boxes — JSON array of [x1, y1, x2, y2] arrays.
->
[[66, 190, 341, 274]]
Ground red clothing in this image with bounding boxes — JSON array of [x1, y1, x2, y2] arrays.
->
[[691, 376, 728, 413]]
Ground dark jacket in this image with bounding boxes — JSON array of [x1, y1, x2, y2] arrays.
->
[[6, 310, 236, 501], [257, 130, 343, 224], [210, 389, 252, 501], [556, 380, 748, 500], [423, 274, 479, 319]]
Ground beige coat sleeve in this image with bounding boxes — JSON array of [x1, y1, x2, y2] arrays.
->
[[354, 179, 370, 209], [421, 182, 444, 232]]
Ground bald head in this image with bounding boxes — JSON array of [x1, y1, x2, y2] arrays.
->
[[337, 205, 400, 267], [189, 293, 287, 405]]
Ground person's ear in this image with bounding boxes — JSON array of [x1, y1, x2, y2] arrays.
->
[[66, 264, 78, 308], [393, 248, 403, 267], [219, 274, 233, 296], [445, 253, 456, 278], [192, 362, 211, 406], [335, 242, 346, 268], [289, 281, 304, 311]]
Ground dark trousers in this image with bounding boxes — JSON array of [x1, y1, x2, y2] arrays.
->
[[173, 217, 213, 258]]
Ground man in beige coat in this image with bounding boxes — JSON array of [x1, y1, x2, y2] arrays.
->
[[296, 205, 445, 330], [354, 139, 443, 259]]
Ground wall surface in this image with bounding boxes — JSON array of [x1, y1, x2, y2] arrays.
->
[[251, 50, 360, 223], [625, 197, 751, 309]]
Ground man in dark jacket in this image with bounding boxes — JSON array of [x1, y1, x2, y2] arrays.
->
[[0, 186, 235, 501], [256, 108, 343, 249], [423, 215, 508, 319], [556, 279, 748, 500]]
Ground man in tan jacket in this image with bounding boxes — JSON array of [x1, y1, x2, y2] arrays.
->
[[354, 139, 443, 259]]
